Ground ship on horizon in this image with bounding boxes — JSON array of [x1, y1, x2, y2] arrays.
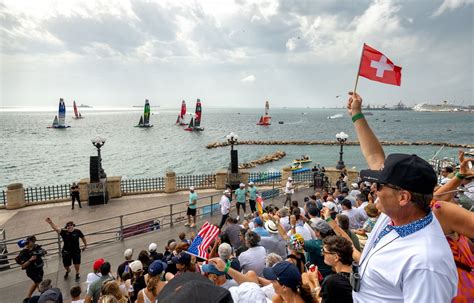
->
[[412, 101, 472, 112]]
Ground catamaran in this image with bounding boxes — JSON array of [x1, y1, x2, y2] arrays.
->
[[185, 99, 204, 131], [176, 100, 187, 126], [257, 101, 271, 126], [135, 99, 153, 128], [48, 98, 70, 128], [73, 100, 84, 119]]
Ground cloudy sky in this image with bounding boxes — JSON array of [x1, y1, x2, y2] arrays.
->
[[1, 0, 472, 108]]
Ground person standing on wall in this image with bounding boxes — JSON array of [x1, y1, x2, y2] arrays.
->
[[45, 218, 87, 282], [185, 186, 198, 228], [70, 182, 82, 209]]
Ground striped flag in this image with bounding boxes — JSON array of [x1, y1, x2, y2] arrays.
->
[[256, 195, 265, 215], [186, 221, 220, 259]]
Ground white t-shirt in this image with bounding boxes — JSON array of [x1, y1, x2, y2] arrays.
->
[[72, 300, 85, 303], [285, 181, 294, 194], [219, 195, 231, 215], [353, 213, 457, 303]]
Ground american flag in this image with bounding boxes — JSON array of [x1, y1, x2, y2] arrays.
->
[[186, 222, 220, 259]]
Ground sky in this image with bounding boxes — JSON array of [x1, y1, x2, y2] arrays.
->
[[0, 0, 473, 108]]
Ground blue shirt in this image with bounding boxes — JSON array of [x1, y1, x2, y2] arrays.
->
[[235, 188, 247, 203], [254, 226, 270, 237], [248, 187, 258, 200], [188, 192, 198, 209]]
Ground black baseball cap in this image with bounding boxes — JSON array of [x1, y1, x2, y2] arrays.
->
[[359, 154, 437, 195]]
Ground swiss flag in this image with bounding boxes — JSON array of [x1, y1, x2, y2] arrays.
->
[[358, 44, 402, 86]]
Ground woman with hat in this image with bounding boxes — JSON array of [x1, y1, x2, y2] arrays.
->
[[136, 260, 168, 303], [354, 203, 380, 249]]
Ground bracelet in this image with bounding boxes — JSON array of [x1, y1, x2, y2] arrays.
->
[[455, 172, 466, 180], [352, 112, 364, 123], [224, 260, 231, 274], [325, 217, 333, 223]]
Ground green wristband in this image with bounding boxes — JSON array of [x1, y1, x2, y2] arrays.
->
[[224, 260, 231, 274], [325, 217, 333, 223], [352, 112, 364, 123], [455, 172, 466, 180]]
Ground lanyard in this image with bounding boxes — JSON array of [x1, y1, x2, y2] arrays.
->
[[359, 234, 400, 281]]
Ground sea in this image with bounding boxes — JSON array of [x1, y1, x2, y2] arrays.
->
[[1, 107, 472, 189]]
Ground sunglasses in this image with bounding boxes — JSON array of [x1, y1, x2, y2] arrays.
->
[[321, 248, 336, 255], [376, 183, 403, 191]]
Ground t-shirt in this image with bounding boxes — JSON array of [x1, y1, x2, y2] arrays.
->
[[285, 181, 294, 194], [188, 192, 198, 209], [248, 187, 258, 200], [303, 240, 333, 278], [60, 229, 84, 253], [238, 246, 266, 276], [321, 273, 353, 303], [72, 300, 85, 303], [219, 195, 231, 215], [223, 224, 242, 249], [221, 279, 238, 289], [117, 260, 132, 280], [259, 234, 287, 258], [87, 275, 114, 303], [253, 226, 270, 237], [235, 188, 247, 203]]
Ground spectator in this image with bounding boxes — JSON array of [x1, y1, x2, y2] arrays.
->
[[289, 209, 312, 240], [116, 248, 133, 281], [340, 199, 360, 229], [138, 250, 152, 274], [70, 182, 81, 209], [347, 91, 457, 302], [440, 166, 454, 185], [238, 231, 266, 276], [202, 263, 238, 289], [336, 214, 361, 252], [70, 286, 83, 303], [178, 232, 190, 244], [219, 190, 231, 229], [247, 181, 259, 213], [235, 183, 248, 221], [284, 177, 294, 207], [286, 233, 306, 274], [165, 252, 195, 281], [16, 235, 46, 300], [185, 186, 198, 227], [235, 229, 249, 257], [129, 260, 146, 303], [218, 242, 240, 272], [36, 279, 63, 303], [222, 217, 242, 249], [259, 220, 287, 258], [86, 258, 104, 293], [354, 203, 380, 239], [278, 207, 291, 232], [148, 243, 163, 261], [85, 262, 113, 303], [304, 220, 335, 278], [252, 216, 270, 237], [45, 218, 87, 281], [99, 280, 127, 303], [136, 260, 168, 303]]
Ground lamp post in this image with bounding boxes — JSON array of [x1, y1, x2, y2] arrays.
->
[[91, 136, 106, 179], [226, 132, 239, 174], [335, 132, 348, 170]]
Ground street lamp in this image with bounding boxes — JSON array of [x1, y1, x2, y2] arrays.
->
[[335, 132, 348, 170], [226, 132, 239, 174], [91, 136, 107, 179]]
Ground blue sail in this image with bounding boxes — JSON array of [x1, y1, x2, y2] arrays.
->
[[58, 98, 66, 126]]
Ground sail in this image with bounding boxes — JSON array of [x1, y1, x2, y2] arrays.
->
[[143, 99, 151, 125], [58, 98, 66, 126], [194, 99, 202, 127], [265, 101, 269, 115], [73, 100, 79, 118], [258, 116, 263, 123], [138, 116, 144, 126], [52, 115, 59, 127], [187, 117, 194, 129], [263, 116, 271, 124], [180, 100, 186, 117], [176, 115, 181, 124]]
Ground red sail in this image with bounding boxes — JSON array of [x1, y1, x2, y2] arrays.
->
[[180, 100, 186, 118]]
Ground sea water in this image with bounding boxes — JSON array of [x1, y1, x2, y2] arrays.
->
[[0, 107, 472, 188]]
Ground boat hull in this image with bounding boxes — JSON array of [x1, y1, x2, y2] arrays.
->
[[293, 159, 312, 164], [47, 125, 70, 129], [135, 125, 154, 128], [257, 122, 271, 126], [184, 127, 204, 131]]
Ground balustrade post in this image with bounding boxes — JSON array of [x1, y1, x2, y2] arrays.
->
[[169, 204, 173, 227], [119, 215, 124, 240]]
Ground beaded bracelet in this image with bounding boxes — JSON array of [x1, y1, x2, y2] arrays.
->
[[352, 112, 364, 123]]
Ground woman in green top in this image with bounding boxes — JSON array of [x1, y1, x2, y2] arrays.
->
[[247, 181, 259, 213], [234, 183, 247, 220]]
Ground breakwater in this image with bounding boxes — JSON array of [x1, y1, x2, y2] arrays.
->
[[239, 151, 286, 169], [206, 140, 473, 149]]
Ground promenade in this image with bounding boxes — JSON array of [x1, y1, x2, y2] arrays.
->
[[0, 186, 313, 302]]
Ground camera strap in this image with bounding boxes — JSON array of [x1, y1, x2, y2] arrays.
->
[[358, 235, 400, 281]]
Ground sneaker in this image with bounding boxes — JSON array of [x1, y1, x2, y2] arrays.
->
[[64, 270, 70, 279], [75, 273, 80, 281], [190, 223, 196, 228], [184, 222, 190, 227], [236, 216, 240, 221]]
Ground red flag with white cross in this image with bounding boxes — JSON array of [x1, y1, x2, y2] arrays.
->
[[358, 44, 402, 86]]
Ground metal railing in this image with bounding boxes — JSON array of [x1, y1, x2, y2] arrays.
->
[[121, 177, 165, 194], [176, 174, 216, 190], [24, 184, 71, 203], [248, 172, 282, 185], [292, 170, 313, 182], [1, 191, 5, 207]]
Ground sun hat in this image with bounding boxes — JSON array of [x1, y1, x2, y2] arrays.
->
[[264, 220, 278, 234], [148, 243, 157, 252], [288, 234, 304, 253], [323, 201, 337, 211], [288, 177, 293, 181], [190, 186, 195, 191], [202, 263, 226, 276], [239, 183, 245, 187], [93, 258, 105, 271], [148, 260, 167, 276], [129, 260, 143, 273], [248, 181, 254, 185], [263, 261, 302, 290], [124, 248, 133, 258], [360, 153, 437, 194]]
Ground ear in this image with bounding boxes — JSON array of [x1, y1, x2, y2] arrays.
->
[[398, 190, 411, 207]]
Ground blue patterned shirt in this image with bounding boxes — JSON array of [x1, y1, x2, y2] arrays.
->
[[373, 211, 433, 247]]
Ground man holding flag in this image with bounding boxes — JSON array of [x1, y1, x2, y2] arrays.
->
[[187, 222, 220, 260]]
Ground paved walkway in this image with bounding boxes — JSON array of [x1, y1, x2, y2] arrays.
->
[[0, 186, 313, 302]]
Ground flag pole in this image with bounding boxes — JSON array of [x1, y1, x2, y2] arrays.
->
[[353, 43, 365, 95]]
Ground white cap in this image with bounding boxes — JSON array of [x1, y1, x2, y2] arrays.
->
[[124, 248, 133, 258], [148, 243, 157, 252], [323, 201, 337, 211], [351, 183, 359, 189], [129, 260, 143, 272], [189, 186, 195, 191], [288, 177, 293, 181], [248, 181, 254, 185], [239, 183, 245, 187]]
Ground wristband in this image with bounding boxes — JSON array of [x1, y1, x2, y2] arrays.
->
[[352, 112, 364, 123], [325, 217, 333, 223], [455, 172, 466, 180], [224, 260, 231, 274]]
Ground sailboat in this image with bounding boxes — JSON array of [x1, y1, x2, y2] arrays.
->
[[135, 99, 153, 128], [257, 101, 271, 125], [176, 100, 187, 126], [185, 99, 204, 131], [73, 100, 84, 119], [48, 98, 70, 128]]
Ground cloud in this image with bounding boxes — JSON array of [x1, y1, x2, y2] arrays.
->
[[241, 75, 256, 82], [432, 0, 473, 17]]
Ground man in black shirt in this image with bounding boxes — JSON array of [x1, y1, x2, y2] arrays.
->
[[45, 218, 87, 281], [15, 235, 46, 300], [70, 182, 82, 209]]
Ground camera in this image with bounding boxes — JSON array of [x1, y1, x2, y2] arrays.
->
[[350, 261, 361, 292]]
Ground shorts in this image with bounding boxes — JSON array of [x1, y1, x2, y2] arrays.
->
[[187, 207, 197, 216], [62, 250, 81, 267], [27, 268, 44, 284]]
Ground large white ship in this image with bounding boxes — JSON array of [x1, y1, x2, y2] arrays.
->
[[412, 101, 470, 112]]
